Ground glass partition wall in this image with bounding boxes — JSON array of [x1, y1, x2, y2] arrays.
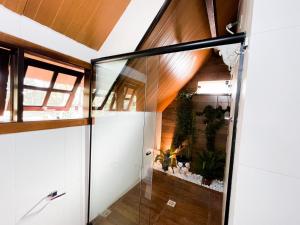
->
[[89, 40, 245, 225]]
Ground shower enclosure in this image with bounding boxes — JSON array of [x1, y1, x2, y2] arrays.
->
[[88, 34, 246, 225]]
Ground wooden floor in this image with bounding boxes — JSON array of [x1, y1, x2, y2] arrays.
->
[[92, 170, 223, 225]]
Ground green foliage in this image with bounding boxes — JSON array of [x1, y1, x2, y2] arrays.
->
[[155, 149, 177, 171], [194, 150, 226, 180], [197, 105, 229, 151], [172, 91, 195, 160]]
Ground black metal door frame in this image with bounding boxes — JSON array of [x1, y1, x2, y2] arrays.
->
[[88, 33, 247, 225]]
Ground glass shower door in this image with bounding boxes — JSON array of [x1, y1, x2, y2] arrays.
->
[[89, 56, 158, 225]]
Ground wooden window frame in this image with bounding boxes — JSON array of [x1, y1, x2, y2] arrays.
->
[[0, 41, 92, 134], [23, 58, 84, 112]]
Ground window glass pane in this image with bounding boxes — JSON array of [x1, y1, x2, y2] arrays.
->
[[53, 73, 77, 91], [24, 66, 53, 88], [47, 92, 70, 107], [23, 89, 46, 106], [23, 85, 84, 121]]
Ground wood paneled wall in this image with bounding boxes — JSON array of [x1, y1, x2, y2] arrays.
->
[[160, 53, 231, 152]]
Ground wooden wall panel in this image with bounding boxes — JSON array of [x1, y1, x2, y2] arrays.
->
[[216, 0, 240, 35], [0, 0, 130, 50], [160, 54, 231, 152]]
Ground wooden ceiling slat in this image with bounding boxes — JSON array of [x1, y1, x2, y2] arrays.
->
[[63, 0, 98, 39], [23, 0, 42, 18], [32, 0, 63, 27], [50, 0, 85, 34], [1, 0, 130, 50], [85, 0, 130, 49], [2, 0, 27, 14]]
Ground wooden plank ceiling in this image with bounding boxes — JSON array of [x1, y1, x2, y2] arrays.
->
[[128, 0, 239, 112], [0, 0, 130, 50]]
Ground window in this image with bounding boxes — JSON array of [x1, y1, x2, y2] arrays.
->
[[196, 80, 231, 95], [0, 48, 12, 123], [22, 56, 85, 121]]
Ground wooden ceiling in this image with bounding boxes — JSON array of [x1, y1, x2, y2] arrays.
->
[[0, 0, 130, 50], [128, 0, 239, 112]]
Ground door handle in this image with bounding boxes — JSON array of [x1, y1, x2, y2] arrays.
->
[[146, 151, 152, 156]]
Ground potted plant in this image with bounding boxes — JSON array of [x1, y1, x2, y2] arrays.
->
[[155, 149, 177, 172], [197, 105, 229, 151], [172, 91, 195, 165], [195, 150, 226, 186]]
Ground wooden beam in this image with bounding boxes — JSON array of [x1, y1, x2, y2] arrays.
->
[[0, 32, 91, 69], [0, 118, 90, 134], [205, 0, 218, 37]]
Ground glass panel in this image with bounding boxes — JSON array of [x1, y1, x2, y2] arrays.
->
[[89, 58, 148, 225], [53, 73, 77, 91], [24, 66, 53, 88], [47, 92, 70, 107], [89, 44, 243, 225], [23, 89, 46, 106]]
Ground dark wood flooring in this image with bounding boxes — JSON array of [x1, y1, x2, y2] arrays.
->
[[92, 170, 223, 225]]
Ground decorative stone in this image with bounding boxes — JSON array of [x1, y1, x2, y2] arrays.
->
[[185, 162, 190, 169], [153, 161, 224, 192]]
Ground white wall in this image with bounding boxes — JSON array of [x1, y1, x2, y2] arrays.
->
[[89, 112, 158, 221], [97, 0, 165, 57], [229, 1, 300, 224], [0, 126, 88, 225]]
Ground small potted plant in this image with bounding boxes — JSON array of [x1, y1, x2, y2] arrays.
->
[[195, 150, 226, 186], [155, 149, 177, 172]]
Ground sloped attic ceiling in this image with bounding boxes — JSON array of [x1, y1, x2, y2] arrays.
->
[[0, 0, 130, 50], [128, 0, 239, 111]]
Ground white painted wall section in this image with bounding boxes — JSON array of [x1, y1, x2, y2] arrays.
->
[[229, 1, 300, 224], [0, 126, 88, 225], [96, 0, 166, 57]]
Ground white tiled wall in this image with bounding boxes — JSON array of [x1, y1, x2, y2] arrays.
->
[[230, 1, 300, 224], [0, 126, 88, 225]]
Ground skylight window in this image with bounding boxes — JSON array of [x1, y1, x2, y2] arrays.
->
[[196, 80, 231, 95]]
